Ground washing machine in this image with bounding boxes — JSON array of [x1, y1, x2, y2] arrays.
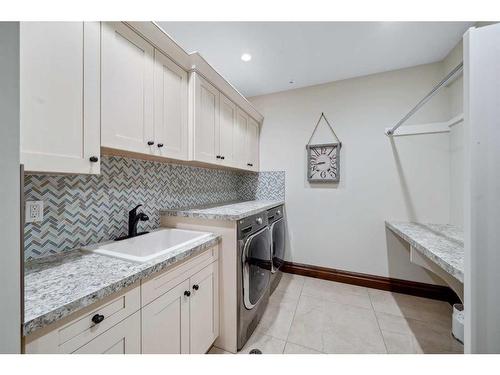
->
[[237, 211, 271, 350], [268, 205, 285, 294]]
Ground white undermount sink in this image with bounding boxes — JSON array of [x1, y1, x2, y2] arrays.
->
[[82, 228, 212, 263]]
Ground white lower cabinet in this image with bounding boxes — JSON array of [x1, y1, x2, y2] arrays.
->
[[25, 286, 141, 354], [142, 260, 219, 354], [189, 261, 219, 354], [24, 247, 219, 354], [142, 279, 190, 354]]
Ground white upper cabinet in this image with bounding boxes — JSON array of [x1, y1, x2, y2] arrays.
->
[[234, 108, 249, 169], [233, 108, 260, 171], [218, 94, 236, 166], [101, 22, 155, 155], [246, 116, 260, 171], [192, 73, 220, 164], [20, 21, 260, 172], [20, 22, 100, 174], [154, 50, 188, 160], [190, 72, 260, 170]]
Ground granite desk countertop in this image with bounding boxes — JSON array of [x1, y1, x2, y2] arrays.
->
[[160, 200, 285, 221], [385, 221, 464, 283], [23, 232, 220, 337]]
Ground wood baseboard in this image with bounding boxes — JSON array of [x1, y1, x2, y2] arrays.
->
[[281, 261, 460, 305]]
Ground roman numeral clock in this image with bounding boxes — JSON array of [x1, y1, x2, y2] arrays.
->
[[306, 113, 342, 183]]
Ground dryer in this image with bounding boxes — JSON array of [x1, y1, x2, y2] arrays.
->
[[268, 205, 285, 294]]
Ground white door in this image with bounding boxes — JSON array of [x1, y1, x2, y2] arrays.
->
[[193, 73, 219, 163], [20, 22, 100, 174], [246, 116, 260, 171], [142, 279, 190, 354], [101, 22, 155, 155], [72, 312, 141, 354], [189, 262, 219, 354], [234, 108, 249, 169], [154, 49, 188, 160], [464, 23, 500, 354], [218, 94, 236, 166]]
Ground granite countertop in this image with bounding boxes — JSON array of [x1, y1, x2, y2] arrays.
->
[[160, 200, 285, 221], [24, 232, 220, 337], [385, 221, 464, 282]]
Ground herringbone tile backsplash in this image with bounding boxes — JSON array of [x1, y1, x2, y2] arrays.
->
[[24, 156, 285, 260]]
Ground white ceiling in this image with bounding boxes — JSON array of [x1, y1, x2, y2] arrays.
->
[[157, 22, 473, 97]]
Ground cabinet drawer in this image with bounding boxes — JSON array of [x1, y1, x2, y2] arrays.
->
[[25, 285, 140, 354], [141, 245, 218, 306], [72, 311, 141, 354]]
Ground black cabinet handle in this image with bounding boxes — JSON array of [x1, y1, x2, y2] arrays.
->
[[184, 290, 191, 297], [147, 141, 154, 146], [192, 284, 199, 291], [157, 143, 164, 148], [89, 156, 99, 163], [91, 314, 104, 324], [247, 163, 253, 167]]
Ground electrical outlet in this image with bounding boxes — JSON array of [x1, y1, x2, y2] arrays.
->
[[26, 201, 44, 223]]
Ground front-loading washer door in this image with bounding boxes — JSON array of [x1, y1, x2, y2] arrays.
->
[[242, 227, 271, 310], [271, 218, 285, 273]]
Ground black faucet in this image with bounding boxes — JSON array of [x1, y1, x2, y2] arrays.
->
[[115, 205, 150, 241], [128, 204, 149, 238]]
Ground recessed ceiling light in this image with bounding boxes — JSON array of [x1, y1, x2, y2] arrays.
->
[[241, 53, 252, 62]]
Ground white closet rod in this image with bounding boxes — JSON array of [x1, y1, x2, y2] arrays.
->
[[386, 62, 463, 136]]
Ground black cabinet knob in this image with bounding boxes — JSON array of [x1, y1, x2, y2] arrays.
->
[[192, 284, 199, 291], [220, 156, 225, 160], [157, 143, 164, 148], [247, 163, 253, 167], [89, 156, 99, 163], [184, 290, 191, 297], [91, 314, 104, 324], [147, 141, 154, 146], [216, 155, 221, 159]]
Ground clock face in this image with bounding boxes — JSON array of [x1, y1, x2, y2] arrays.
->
[[307, 144, 340, 182]]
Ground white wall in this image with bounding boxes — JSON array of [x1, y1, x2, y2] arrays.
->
[[251, 62, 456, 284], [0, 22, 21, 353]]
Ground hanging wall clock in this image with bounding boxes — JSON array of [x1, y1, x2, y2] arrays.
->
[[306, 113, 342, 183], [307, 143, 340, 182]]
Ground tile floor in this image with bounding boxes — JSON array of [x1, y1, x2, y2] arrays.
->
[[209, 273, 464, 354]]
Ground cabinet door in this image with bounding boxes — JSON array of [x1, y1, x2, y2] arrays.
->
[[142, 279, 190, 354], [154, 49, 188, 160], [72, 311, 141, 354], [246, 116, 260, 171], [101, 22, 154, 155], [189, 262, 219, 354], [193, 74, 219, 163], [234, 108, 249, 169], [20, 22, 100, 174], [218, 94, 236, 166]]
